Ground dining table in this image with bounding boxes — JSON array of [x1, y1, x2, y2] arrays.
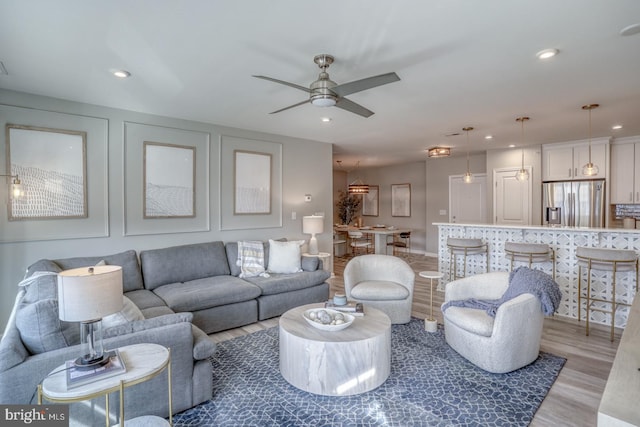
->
[[335, 226, 411, 255]]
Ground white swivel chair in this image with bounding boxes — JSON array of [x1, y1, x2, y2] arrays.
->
[[442, 272, 544, 373], [344, 254, 415, 324]]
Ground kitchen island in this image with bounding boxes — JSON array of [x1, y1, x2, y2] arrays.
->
[[435, 223, 640, 328]]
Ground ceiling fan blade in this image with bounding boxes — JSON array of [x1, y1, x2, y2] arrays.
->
[[332, 72, 400, 97], [269, 99, 310, 114], [335, 97, 374, 118], [253, 75, 310, 93]]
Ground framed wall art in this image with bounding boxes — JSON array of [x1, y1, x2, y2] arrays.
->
[[234, 150, 271, 214], [391, 183, 411, 217], [362, 185, 379, 216], [143, 141, 195, 218], [220, 135, 282, 230], [123, 122, 210, 236], [7, 124, 87, 220]]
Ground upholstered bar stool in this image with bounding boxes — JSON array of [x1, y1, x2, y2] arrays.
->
[[576, 247, 639, 341], [504, 242, 556, 279], [446, 238, 489, 281]]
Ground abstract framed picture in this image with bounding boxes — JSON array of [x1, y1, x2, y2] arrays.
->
[[362, 185, 379, 216], [6, 124, 87, 220], [234, 150, 272, 214], [391, 183, 411, 217], [143, 141, 195, 218]]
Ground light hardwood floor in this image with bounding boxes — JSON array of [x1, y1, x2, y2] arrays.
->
[[210, 253, 619, 427]]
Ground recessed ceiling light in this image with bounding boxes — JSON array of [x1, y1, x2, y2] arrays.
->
[[536, 49, 559, 60], [620, 23, 640, 36], [484, 135, 493, 140], [112, 70, 131, 78], [321, 117, 332, 123], [508, 144, 516, 148], [612, 124, 623, 130]]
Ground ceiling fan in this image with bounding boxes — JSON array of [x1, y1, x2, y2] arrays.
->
[[253, 54, 400, 118]]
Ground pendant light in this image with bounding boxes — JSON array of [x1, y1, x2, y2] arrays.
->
[[515, 117, 530, 181], [581, 104, 599, 176], [346, 161, 369, 194], [462, 127, 473, 183]]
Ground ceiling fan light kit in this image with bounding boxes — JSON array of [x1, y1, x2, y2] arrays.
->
[[254, 54, 400, 118]]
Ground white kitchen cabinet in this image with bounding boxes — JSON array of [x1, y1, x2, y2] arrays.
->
[[542, 139, 608, 181], [610, 141, 640, 204]]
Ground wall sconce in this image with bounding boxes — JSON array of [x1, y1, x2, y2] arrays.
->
[[0, 174, 24, 198]]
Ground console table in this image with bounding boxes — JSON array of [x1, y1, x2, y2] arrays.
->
[[38, 343, 172, 426]]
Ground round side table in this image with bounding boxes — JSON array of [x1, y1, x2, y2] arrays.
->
[[418, 271, 444, 333]]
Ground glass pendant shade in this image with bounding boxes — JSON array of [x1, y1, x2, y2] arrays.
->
[[581, 104, 599, 176], [462, 127, 473, 184], [515, 117, 530, 181]]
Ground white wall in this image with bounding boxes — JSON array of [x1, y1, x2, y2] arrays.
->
[[0, 89, 334, 331]]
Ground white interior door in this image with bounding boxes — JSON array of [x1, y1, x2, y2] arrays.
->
[[449, 174, 487, 224], [493, 167, 532, 225]]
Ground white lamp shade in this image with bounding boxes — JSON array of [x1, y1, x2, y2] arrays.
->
[[302, 215, 324, 235], [57, 265, 123, 322]]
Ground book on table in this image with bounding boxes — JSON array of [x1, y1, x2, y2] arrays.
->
[[324, 301, 364, 316], [65, 349, 126, 389]]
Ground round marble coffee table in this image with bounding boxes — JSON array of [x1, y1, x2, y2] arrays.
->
[[279, 303, 391, 396]]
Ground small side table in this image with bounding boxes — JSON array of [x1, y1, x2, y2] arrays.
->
[[419, 271, 444, 333], [39, 343, 172, 427], [303, 252, 332, 275]]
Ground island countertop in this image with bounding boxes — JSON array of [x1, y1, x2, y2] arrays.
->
[[436, 223, 639, 329]]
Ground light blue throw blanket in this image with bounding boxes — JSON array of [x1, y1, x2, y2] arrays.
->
[[442, 267, 562, 317]]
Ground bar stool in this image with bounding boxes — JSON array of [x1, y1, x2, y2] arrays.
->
[[576, 247, 638, 341], [447, 238, 489, 281], [504, 242, 556, 279]]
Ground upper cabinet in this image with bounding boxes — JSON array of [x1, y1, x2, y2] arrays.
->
[[610, 139, 640, 204], [542, 139, 609, 181]]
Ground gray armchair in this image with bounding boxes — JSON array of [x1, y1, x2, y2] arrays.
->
[[343, 254, 415, 324]]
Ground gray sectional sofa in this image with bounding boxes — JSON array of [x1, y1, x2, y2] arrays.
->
[[0, 239, 330, 425]]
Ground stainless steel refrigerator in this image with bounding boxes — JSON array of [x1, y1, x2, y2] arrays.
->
[[542, 179, 606, 227]]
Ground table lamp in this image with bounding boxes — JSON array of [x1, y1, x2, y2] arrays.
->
[[303, 215, 324, 255], [58, 265, 123, 369]]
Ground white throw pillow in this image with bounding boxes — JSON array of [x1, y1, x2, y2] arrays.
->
[[102, 296, 144, 328], [267, 239, 304, 274]]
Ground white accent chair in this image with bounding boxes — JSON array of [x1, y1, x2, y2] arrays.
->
[[442, 272, 543, 373], [344, 254, 415, 324]]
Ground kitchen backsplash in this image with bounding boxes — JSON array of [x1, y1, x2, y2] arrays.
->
[[615, 204, 640, 219]]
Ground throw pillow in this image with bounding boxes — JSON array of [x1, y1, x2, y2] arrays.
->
[[236, 241, 269, 278], [15, 299, 80, 354], [267, 239, 304, 274], [102, 296, 144, 328], [18, 271, 59, 304]]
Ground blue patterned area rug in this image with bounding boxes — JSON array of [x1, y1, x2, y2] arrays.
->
[[173, 319, 565, 426]]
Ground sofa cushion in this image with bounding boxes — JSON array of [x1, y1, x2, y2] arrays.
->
[[102, 313, 193, 339], [444, 306, 495, 337], [225, 239, 286, 276], [124, 289, 168, 311], [35, 250, 144, 293], [18, 271, 59, 303], [350, 280, 410, 301], [301, 256, 319, 272], [153, 275, 261, 312], [15, 299, 80, 354], [267, 240, 304, 274], [140, 242, 230, 290], [102, 296, 144, 328], [141, 306, 176, 318], [246, 270, 331, 296]]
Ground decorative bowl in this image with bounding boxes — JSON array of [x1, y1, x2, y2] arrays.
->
[[303, 308, 355, 332]]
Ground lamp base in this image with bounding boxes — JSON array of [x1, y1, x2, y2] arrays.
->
[[308, 235, 319, 255], [74, 353, 110, 370]]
